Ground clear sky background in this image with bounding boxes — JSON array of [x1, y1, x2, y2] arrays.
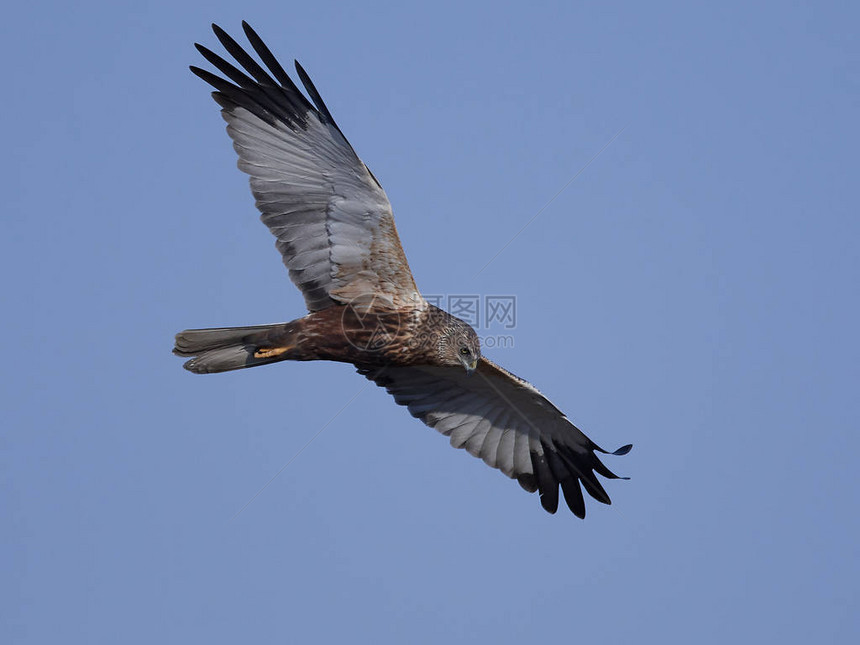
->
[[3, 1, 858, 642]]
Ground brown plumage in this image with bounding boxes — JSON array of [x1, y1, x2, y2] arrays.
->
[[174, 22, 631, 517]]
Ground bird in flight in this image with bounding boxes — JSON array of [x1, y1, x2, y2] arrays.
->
[[175, 22, 631, 517]]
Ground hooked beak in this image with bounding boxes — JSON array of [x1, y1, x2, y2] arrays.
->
[[465, 358, 478, 376]]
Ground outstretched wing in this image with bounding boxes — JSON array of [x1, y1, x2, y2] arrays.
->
[[360, 358, 631, 517], [192, 22, 421, 312]]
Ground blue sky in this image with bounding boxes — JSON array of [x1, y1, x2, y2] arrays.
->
[[3, 1, 858, 642]]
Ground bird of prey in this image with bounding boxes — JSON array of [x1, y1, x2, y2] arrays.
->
[[174, 22, 632, 517]]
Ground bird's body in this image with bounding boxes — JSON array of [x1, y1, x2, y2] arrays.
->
[[176, 302, 469, 371], [175, 22, 631, 516]]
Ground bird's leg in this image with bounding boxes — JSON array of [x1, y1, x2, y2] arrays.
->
[[253, 345, 293, 359]]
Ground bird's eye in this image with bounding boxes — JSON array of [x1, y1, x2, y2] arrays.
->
[[459, 347, 470, 356]]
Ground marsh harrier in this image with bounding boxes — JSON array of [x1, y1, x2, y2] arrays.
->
[[174, 23, 631, 516]]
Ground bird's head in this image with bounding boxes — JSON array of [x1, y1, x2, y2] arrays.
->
[[439, 318, 481, 374]]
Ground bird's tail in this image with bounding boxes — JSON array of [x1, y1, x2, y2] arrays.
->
[[173, 322, 300, 374]]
